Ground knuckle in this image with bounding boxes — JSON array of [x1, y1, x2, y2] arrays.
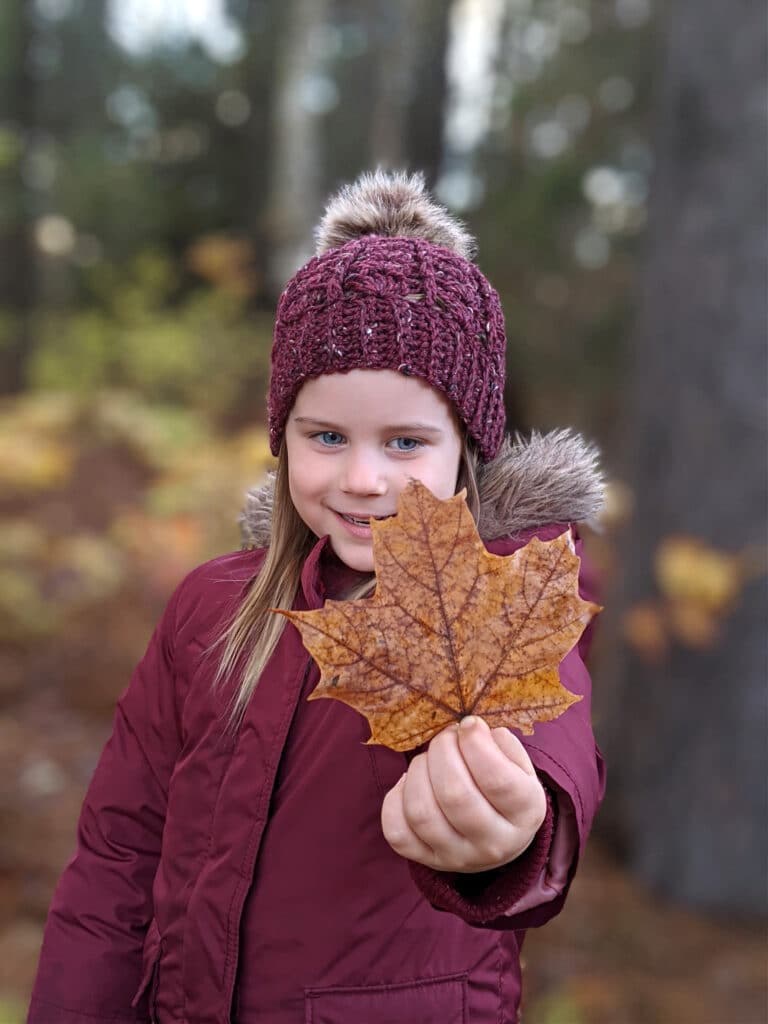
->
[[437, 782, 474, 814], [529, 799, 547, 833], [492, 726, 521, 751], [477, 840, 509, 867], [382, 821, 411, 853], [447, 848, 474, 872], [482, 772, 512, 803], [381, 800, 409, 852], [524, 780, 548, 824], [389, 836, 411, 857], [403, 797, 435, 833], [431, 724, 459, 747]]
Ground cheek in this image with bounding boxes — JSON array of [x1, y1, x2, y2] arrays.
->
[[286, 453, 310, 511], [397, 447, 461, 500], [430, 472, 460, 500], [289, 454, 327, 504], [430, 445, 463, 499]]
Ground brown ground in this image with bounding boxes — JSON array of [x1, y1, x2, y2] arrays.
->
[[522, 842, 766, 1024]]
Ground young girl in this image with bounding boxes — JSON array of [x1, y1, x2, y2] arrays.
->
[[28, 171, 605, 1024]]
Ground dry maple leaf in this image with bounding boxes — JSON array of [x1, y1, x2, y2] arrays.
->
[[278, 480, 600, 752]]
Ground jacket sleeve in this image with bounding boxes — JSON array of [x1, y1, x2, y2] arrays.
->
[[27, 579, 186, 1024], [408, 528, 606, 929]]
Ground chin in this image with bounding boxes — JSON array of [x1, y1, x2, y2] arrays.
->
[[333, 542, 374, 574]]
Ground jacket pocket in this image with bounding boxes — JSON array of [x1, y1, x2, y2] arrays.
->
[[131, 918, 163, 1018], [305, 972, 467, 1024]]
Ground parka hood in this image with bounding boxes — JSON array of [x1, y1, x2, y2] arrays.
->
[[239, 429, 604, 549]]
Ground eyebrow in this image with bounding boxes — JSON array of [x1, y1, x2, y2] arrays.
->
[[293, 417, 445, 436]]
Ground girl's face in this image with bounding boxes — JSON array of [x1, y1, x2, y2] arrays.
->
[[284, 369, 463, 572]]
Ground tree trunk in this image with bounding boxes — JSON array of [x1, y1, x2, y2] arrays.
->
[[244, 0, 287, 298], [367, 0, 452, 182], [0, 0, 36, 393], [402, 0, 452, 186], [367, 0, 411, 169], [264, 0, 331, 298], [598, 0, 767, 915]]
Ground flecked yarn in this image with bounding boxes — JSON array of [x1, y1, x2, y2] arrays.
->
[[267, 233, 507, 462]]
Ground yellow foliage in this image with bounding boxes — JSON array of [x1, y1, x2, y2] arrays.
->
[[186, 233, 258, 298], [0, 997, 25, 1024], [599, 478, 634, 529], [526, 990, 589, 1024], [0, 392, 78, 433], [655, 536, 742, 613], [0, 391, 274, 651], [110, 511, 208, 591], [29, 311, 115, 393], [50, 534, 127, 603], [622, 602, 668, 663], [229, 428, 274, 469], [144, 427, 274, 549], [0, 394, 82, 493], [0, 568, 56, 641], [668, 600, 721, 650], [0, 125, 23, 168], [0, 527, 128, 642], [87, 390, 211, 470], [0, 434, 73, 493], [625, 534, 760, 661], [0, 521, 48, 562]]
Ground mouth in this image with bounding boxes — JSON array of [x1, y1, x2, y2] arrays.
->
[[337, 512, 394, 526]]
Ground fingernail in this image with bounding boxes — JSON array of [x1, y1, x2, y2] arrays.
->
[[460, 715, 479, 729]]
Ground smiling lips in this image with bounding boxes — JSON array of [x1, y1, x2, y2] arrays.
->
[[337, 512, 393, 526]]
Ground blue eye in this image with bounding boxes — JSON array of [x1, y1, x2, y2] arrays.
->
[[390, 437, 422, 452], [314, 431, 345, 446]]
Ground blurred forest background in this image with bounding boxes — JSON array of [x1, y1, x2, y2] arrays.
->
[[0, 0, 766, 1021]]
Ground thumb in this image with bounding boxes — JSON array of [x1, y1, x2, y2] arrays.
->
[[489, 727, 537, 776]]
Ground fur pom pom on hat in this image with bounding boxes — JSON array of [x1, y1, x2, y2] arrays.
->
[[268, 169, 507, 461], [314, 170, 477, 260]]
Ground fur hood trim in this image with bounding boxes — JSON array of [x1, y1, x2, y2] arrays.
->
[[240, 429, 604, 549]]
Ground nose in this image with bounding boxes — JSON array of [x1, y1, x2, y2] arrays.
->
[[339, 447, 387, 496]]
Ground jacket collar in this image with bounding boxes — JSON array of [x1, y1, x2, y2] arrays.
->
[[298, 535, 367, 609]]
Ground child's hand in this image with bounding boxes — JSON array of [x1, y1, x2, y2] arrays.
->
[[381, 716, 547, 873]]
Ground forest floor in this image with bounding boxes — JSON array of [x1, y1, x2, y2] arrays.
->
[[522, 842, 766, 1024]]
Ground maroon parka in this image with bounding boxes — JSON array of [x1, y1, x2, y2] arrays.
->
[[28, 431, 606, 1024]]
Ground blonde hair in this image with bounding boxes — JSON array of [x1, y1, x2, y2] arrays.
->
[[212, 434, 481, 733]]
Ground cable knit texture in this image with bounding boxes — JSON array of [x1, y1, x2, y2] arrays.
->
[[267, 172, 508, 461]]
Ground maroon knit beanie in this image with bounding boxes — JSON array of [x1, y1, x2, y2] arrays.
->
[[267, 171, 507, 462]]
